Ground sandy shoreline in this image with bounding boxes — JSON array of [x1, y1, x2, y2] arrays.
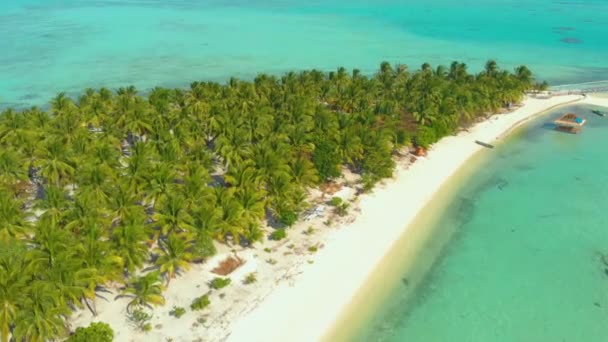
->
[[226, 94, 592, 342], [72, 94, 608, 342]]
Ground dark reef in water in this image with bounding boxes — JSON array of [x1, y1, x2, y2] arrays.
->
[[560, 37, 583, 44]]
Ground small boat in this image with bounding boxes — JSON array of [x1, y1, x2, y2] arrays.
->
[[475, 140, 494, 149], [592, 109, 606, 117], [554, 113, 586, 134]]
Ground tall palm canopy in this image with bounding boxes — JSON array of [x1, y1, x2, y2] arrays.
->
[[0, 60, 537, 340]]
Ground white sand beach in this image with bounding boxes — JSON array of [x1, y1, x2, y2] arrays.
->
[[71, 94, 608, 342]]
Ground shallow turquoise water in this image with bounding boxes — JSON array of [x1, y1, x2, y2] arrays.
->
[[356, 105, 608, 341], [2, 0, 608, 108]]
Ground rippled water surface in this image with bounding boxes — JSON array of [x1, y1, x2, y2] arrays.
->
[[2, 0, 608, 107]]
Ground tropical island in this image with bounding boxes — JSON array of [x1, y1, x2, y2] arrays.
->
[[0, 60, 544, 341]]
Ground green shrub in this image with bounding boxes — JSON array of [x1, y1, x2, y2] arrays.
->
[[334, 202, 350, 217], [279, 211, 298, 227], [308, 245, 318, 253], [263, 247, 272, 253], [396, 129, 413, 147], [361, 174, 377, 193], [128, 309, 152, 331], [190, 295, 211, 311], [414, 126, 438, 149], [269, 229, 286, 241], [243, 222, 264, 243], [67, 322, 114, 342], [169, 306, 186, 318], [195, 234, 216, 258], [243, 272, 257, 284], [210, 277, 231, 290], [328, 197, 343, 206]]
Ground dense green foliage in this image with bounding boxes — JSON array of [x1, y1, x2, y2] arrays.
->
[[0, 60, 535, 341], [66, 322, 113, 342]]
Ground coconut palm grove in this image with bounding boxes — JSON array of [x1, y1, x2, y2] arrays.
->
[[0, 61, 538, 340]]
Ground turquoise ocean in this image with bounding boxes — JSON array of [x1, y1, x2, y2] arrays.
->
[[347, 104, 608, 342], [3, 2, 608, 341], [1, 0, 608, 108]]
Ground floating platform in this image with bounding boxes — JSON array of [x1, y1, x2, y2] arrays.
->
[[554, 113, 586, 134]]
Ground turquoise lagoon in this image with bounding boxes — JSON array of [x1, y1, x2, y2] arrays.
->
[[345, 104, 608, 342], [2, 0, 608, 108]]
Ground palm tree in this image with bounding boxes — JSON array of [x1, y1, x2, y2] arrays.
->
[[75, 165, 113, 207], [484, 59, 499, 77], [42, 247, 99, 311], [50, 92, 74, 117], [144, 163, 178, 209], [0, 149, 28, 188], [0, 191, 31, 241], [154, 233, 196, 283], [234, 186, 266, 228], [34, 138, 75, 187], [179, 164, 213, 211], [289, 157, 319, 188], [12, 282, 70, 342], [108, 183, 146, 225], [191, 203, 221, 257], [63, 196, 106, 235], [111, 220, 149, 274], [117, 271, 165, 313], [214, 188, 245, 244], [151, 193, 194, 239], [124, 141, 155, 195], [224, 162, 261, 189], [0, 109, 27, 145], [0, 242, 28, 342], [78, 223, 122, 287], [514, 65, 533, 89], [34, 185, 70, 228], [215, 125, 252, 169]]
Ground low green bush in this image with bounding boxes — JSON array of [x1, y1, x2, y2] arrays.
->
[[67, 322, 114, 342], [329, 197, 343, 206], [169, 306, 186, 318], [128, 309, 152, 332], [210, 277, 231, 290], [190, 295, 211, 311], [279, 211, 298, 227], [243, 272, 257, 284], [270, 229, 286, 241]]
